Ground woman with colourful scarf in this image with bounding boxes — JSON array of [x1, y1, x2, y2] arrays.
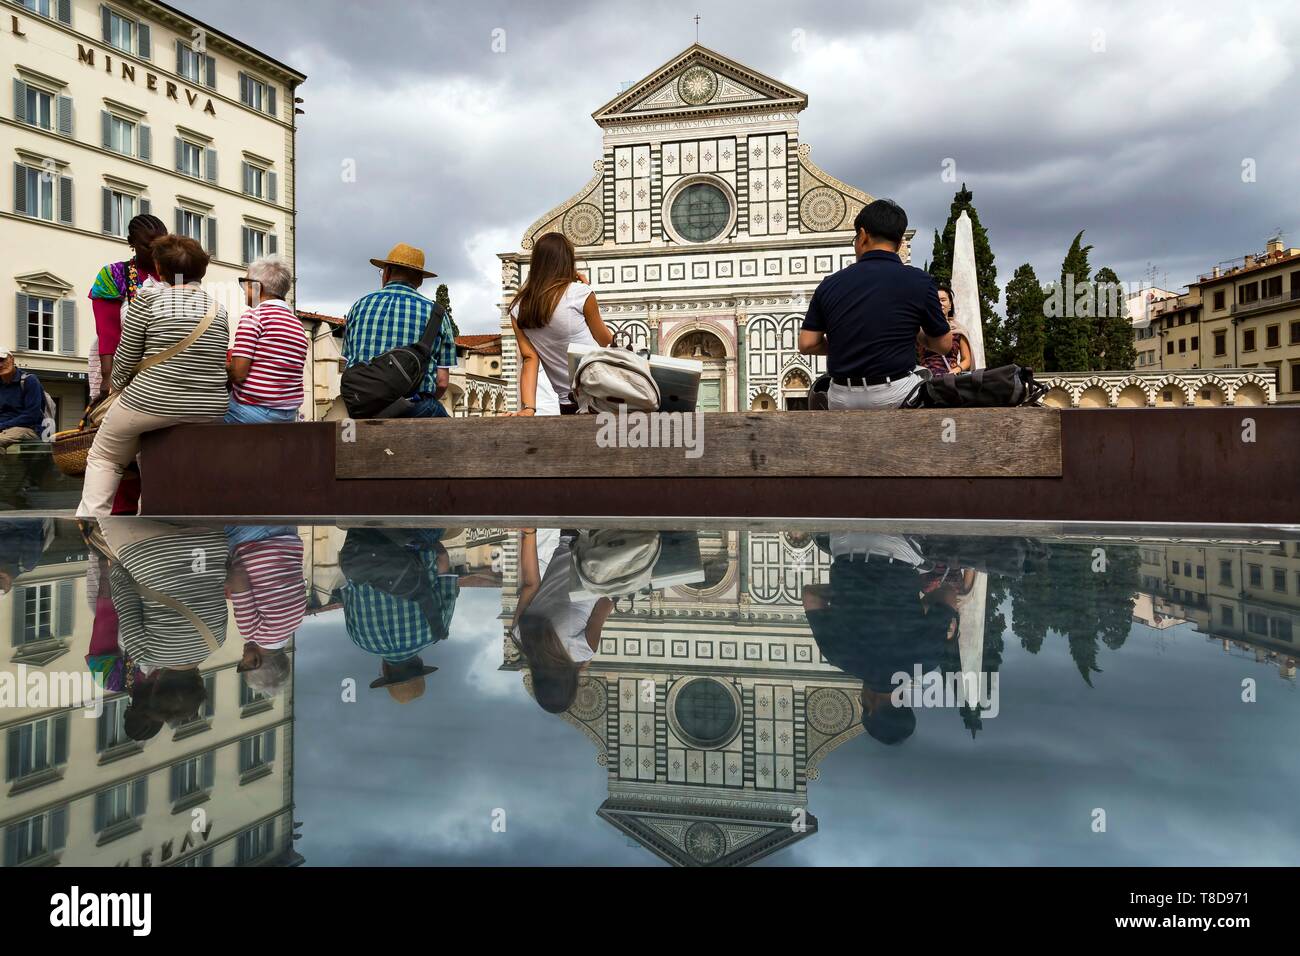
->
[[87, 214, 168, 404]]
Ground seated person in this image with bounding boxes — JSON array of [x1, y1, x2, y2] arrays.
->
[[0, 349, 46, 447], [799, 199, 951, 409]]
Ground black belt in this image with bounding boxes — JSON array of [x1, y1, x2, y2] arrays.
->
[[831, 368, 916, 387]]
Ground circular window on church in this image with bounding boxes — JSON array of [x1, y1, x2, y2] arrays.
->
[[668, 678, 741, 750], [667, 180, 732, 244]]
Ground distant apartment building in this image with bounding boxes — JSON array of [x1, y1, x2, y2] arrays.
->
[[3, 0, 305, 427]]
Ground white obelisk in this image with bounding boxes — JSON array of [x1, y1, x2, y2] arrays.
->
[[957, 571, 988, 710], [950, 210, 985, 369]]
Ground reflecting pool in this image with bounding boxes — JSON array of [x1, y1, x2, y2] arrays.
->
[[1, 519, 1297, 866]]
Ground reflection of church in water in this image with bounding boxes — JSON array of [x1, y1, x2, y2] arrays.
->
[[501, 530, 870, 866], [498, 44, 910, 413]]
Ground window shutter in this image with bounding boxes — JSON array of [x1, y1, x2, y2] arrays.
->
[[13, 79, 25, 124], [101, 5, 111, 43], [241, 162, 250, 195], [2, 828, 17, 867], [56, 96, 72, 137], [101, 110, 112, 149], [169, 763, 182, 801], [58, 176, 73, 225], [56, 579, 75, 630], [14, 294, 29, 353], [93, 790, 108, 832], [204, 55, 216, 90], [238, 72, 249, 104], [204, 148, 217, 183], [50, 806, 68, 850], [201, 750, 215, 788], [96, 708, 109, 752], [263, 729, 276, 762], [174, 206, 183, 236], [53, 714, 68, 765], [267, 170, 277, 204], [205, 217, 217, 257], [174, 136, 183, 172], [269, 234, 277, 256], [102, 188, 113, 233], [132, 775, 147, 816], [13, 163, 27, 216], [137, 22, 151, 60], [56, 0, 72, 25], [240, 225, 250, 266], [267, 85, 276, 117], [139, 196, 150, 217], [175, 38, 184, 74], [138, 124, 151, 162]]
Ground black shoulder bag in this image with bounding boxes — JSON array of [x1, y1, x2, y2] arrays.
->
[[902, 364, 1048, 409], [340, 303, 447, 419]]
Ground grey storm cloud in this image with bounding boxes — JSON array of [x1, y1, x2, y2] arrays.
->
[[177, 0, 1299, 329]]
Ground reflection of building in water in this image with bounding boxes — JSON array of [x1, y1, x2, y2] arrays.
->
[[501, 529, 874, 866], [2, 521, 298, 867], [1134, 540, 1300, 679]]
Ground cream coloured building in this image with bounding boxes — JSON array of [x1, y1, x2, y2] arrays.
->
[[498, 44, 908, 414], [2, 0, 304, 428]]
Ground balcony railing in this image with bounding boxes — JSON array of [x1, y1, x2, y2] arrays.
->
[[1231, 288, 1300, 316]]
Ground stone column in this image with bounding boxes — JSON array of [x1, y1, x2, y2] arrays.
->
[[735, 307, 749, 411]]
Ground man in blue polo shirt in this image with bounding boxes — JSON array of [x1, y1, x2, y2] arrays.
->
[[0, 349, 46, 448], [799, 199, 951, 409]]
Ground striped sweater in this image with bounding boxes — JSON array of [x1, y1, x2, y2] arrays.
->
[[111, 285, 230, 418]]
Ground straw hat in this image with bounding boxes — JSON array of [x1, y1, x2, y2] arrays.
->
[[369, 242, 437, 278]]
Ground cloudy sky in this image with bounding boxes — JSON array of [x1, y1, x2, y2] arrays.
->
[[177, 0, 1300, 332]]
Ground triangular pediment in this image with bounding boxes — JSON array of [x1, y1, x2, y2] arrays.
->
[[597, 799, 817, 867], [16, 271, 74, 295], [592, 44, 807, 127]]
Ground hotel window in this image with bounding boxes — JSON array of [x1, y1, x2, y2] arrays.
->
[[1248, 564, 1262, 587], [14, 162, 74, 225], [236, 820, 275, 864], [20, 0, 73, 21], [240, 225, 277, 266], [241, 162, 278, 202], [1213, 290, 1225, 311], [93, 777, 147, 842], [3, 806, 67, 866], [173, 672, 216, 739], [1242, 328, 1256, 352], [1274, 568, 1287, 593], [15, 292, 76, 356], [175, 40, 216, 89], [13, 80, 69, 135], [96, 696, 139, 759], [1266, 324, 1280, 348], [1220, 605, 1233, 627], [4, 714, 69, 787], [238, 728, 276, 780], [170, 751, 215, 808], [174, 207, 218, 257], [238, 672, 272, 712], [101, 188, 137, 236], [100, 6, 151, 59], [1213, 330, 1226, 356], [238, 72, 277, 116], [174, 136, 216, 183], [100, 111, 149, 160]]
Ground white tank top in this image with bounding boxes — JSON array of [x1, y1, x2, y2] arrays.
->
[[511, 281, 597, 408]]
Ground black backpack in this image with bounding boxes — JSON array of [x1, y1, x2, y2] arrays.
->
[[340, 304, 447, 419], [339, 528, 451, 641], [902, 364, 1048, 409]]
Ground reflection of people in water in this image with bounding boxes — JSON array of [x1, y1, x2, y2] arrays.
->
[[89, 519, 229, 741], [802, 533, 957, 746], [512, 528, 614, 714], [337, 527, 459, 703], [226, 525, 306, 698], [0, 518, 49, 599]]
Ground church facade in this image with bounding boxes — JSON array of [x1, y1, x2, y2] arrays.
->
[[497, 44, 909, 412]]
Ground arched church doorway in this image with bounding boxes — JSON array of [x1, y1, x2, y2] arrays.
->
[[672, 329, 727, 411]]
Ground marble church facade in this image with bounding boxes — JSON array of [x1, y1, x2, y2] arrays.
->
[[497, 45, 908, 413]]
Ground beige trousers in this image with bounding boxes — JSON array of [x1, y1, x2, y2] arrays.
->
[[0, 426, 38, 448], [76, 402, 219, 517]]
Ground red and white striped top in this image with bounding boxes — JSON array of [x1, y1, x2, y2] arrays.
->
[[230, 534, 307, 649], [229, 299, 308, 409]]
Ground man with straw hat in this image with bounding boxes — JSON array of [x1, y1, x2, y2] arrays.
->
[[342, 243, 458, 417]]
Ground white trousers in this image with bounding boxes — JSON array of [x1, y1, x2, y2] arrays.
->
[[76, 402, 219, 517], [826, 369, 922, 410]]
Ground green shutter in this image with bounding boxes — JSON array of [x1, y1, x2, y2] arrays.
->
[[139, 124, 151, 161], [56, 578, 75, 630], [137, 22, 151, 60], [13, 163, 28, 216], [267, 85, 276, 117], [268, 234, 277, 256], [139, 196, 150, 217], [267, 170, 277, 204], [13, 79, 25, 124], [201, 750, 215, 788], [14, 293, 29, 352], [102, 185, 113, 232], [204, 55, 216, 90], [100, 5, 111, 43], [132, 775, 147, 816], [101, 110, 112, 149], [175, 38, 184, 74], [206, 217, 217, 257], [53, 714, 68, 765], [58, 176, 73, 225], [174, 136, 183, 172], [204, 148, 217, 183], [56, 0, 72, 25], [50, 805, 68, 850], [56, 96, 72, 137], [240, 225, 249, 266]]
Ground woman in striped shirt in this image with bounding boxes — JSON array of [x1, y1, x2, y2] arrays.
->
[[227, 255, 308, 423], [76, 236, 230, 518]]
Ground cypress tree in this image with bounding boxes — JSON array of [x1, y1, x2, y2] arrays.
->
[[434, 283, 459, 337], [1004, 263, 1047, 371], [1045, 231, 1094, 372], [927, 185, 1002, 366], [1092, 266, 1136, 370]]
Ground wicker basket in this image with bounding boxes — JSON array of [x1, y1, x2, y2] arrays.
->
[[52, 425, 97, 477]]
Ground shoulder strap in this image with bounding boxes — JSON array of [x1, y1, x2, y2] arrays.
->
[[129, 292, 220, 382], [418, 303, 447, 352]]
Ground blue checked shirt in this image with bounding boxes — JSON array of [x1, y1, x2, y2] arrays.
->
[[342, 560, 460, 663], [342, 281, 458, 395]]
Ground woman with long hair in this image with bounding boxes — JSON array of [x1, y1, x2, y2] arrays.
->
[[918, 284, 973, 375], [508, 232, 614, 416]]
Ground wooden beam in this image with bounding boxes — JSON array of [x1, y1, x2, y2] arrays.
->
[[334, 409, 1062, 479]]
